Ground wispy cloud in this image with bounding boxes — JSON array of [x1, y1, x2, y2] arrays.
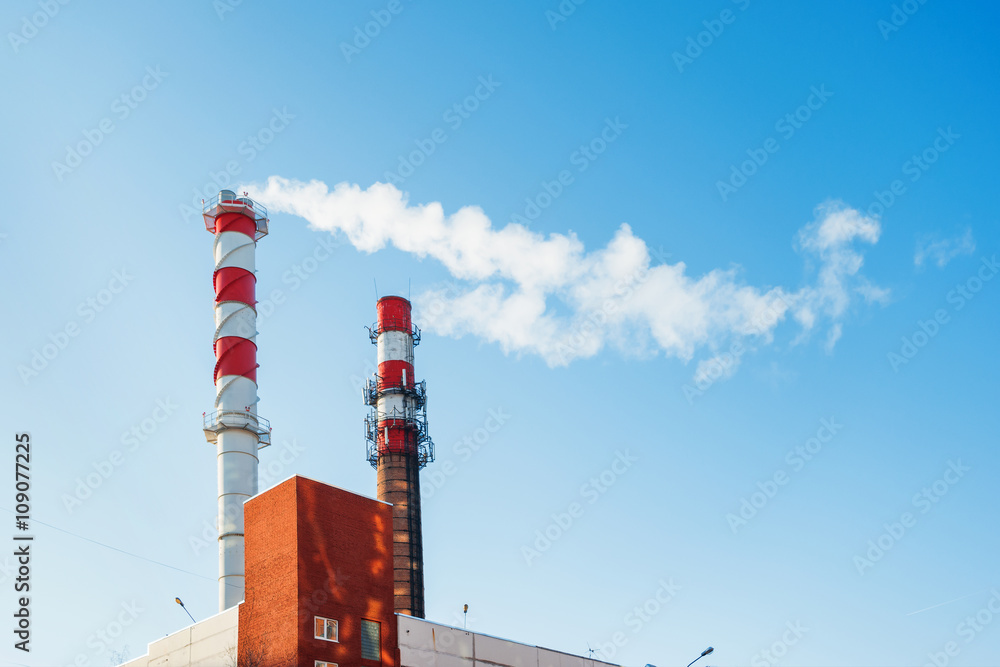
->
[[915, 228, 976, 269], [246, 178, 885, 375], [694, 354, 742, 387]]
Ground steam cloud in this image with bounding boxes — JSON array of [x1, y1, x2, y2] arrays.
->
[[246, 177, 887, 376]]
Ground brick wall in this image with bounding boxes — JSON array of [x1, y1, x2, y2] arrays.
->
[[240, 476, 398, 667], [377, 452, 425, 617], [240, 477, 299, 666]]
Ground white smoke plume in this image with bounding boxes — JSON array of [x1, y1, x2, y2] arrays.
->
[[246, 177, 886, 373]]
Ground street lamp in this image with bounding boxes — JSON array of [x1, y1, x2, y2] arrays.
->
[[175, 597, 196, 624], [686, 647, 714, 667]]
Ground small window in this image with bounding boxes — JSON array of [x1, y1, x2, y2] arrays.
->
[[315, 662, 338, 667], [361, 619, 380, 661], [314, 616, 338, 642]]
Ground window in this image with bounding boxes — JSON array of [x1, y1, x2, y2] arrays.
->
[[360, 619, 380, 661], [315, 662, 338, 667], [314, 616, 338, 642]]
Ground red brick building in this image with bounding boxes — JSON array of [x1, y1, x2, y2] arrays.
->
[[238, 476, 398, 667]]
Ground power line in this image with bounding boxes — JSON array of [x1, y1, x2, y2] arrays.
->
[[0, 506, 216, 584]]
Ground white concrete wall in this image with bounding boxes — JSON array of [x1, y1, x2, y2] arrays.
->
[[121, 607, 615, 667], [120, 606, 238, 667], [398, 615, 618, 667]]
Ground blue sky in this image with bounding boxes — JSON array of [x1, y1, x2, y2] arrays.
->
[[1, 1, 998, 665]]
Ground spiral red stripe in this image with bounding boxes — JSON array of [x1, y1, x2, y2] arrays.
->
[[214, 336, 258, 382], [214, 211, 257, 238], [214, 267, 256, 306]]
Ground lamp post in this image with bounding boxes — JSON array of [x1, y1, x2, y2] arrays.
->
[[685, 647, 714, 667], [175, 597, 196, 624]]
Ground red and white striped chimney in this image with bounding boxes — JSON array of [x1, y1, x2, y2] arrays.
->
[[202, 190, 271, 612], [364, 296, 434, 617]]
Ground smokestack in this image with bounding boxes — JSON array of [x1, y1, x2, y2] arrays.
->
[[202, 190, 272, 612], [364, 296, 434, 617]]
